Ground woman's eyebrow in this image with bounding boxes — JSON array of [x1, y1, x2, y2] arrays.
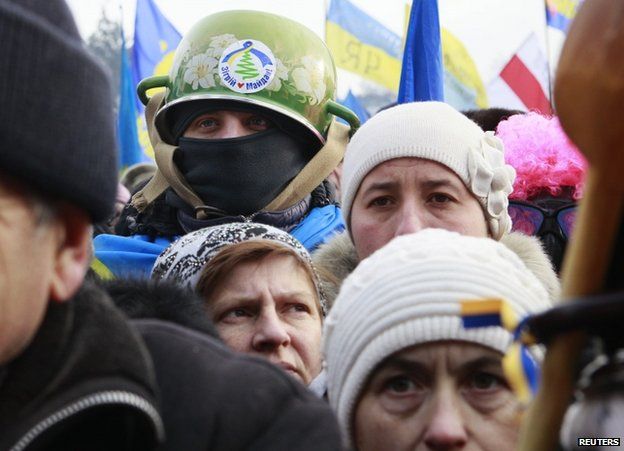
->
[[454, 356, 502, 375], [361, 181, 398, 194], [376, 356, 430, 375], [420, 178, 460, 191]]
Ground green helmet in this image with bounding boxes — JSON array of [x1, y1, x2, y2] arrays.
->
[[138, 10, 358, 145]]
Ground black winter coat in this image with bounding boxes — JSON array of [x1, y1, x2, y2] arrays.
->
[[105, 278, 344, 451], [0, 281, 163, 451]]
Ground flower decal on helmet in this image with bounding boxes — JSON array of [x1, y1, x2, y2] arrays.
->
[[183, 53, 218, 90], [206, 33, 237, 57], [265, 57, 289, 92], [291, 56, 326, 105]]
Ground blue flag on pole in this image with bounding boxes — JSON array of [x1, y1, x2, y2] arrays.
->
[[117, 30, 143, 169], [397, 0, 444, 103], [131, 0, 181, 158]]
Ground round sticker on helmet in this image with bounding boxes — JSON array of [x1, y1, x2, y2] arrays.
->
[[219, 40, 276, 94]]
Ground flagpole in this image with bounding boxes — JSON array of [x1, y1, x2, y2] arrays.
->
[[543, 0, 555, 112]]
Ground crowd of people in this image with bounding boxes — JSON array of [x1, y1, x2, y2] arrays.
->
[[1, 0, 618, 450]]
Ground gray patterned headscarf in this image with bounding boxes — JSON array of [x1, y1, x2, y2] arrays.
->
[[151, 222, 327, 314]]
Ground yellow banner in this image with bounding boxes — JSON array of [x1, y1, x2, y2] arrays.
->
[[326, 21, 401, 92]]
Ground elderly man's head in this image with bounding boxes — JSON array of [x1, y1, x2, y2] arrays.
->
[[324, 229, 551, 450], [0, 0, 117, 363], [341, 102, 516, 259]]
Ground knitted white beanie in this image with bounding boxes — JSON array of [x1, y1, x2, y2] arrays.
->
[[340, 101, 516, 240], [323, 228, 551, 443]]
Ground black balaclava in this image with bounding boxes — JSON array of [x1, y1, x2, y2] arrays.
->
[[166, 101, 322, 219], [172, 128, 312, 216]]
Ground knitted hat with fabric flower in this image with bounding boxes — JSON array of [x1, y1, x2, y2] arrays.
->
[[341, 101, 516, 240]]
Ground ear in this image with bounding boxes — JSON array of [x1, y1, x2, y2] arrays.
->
[[49, 204, 92, 303]]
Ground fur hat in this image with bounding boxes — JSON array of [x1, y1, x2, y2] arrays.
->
[[151, 222, 327, 313], [323, 228, 551, 443], [341, 101, 516, 240], [0, 0, 117, 221]]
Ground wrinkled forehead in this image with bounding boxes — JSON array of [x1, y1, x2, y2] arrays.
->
[[358, 157, 466, 192], [370, 340, 504, 376]]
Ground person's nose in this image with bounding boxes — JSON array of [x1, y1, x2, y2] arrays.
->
[[219, 116, 253, 139], [251, 308, 291, 352], [423, 389, 468, 450], [394, 202, 426, 237]]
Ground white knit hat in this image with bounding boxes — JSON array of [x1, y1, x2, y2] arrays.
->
[[323, 228, 551, 443], [340, 101, 516, 240]]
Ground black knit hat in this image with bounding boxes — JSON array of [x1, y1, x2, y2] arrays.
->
[[0, 0, 117, 222]]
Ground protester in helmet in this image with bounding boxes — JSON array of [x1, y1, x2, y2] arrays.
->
[[94, 11, 358, 279], [324, 229, 552, 450], [496, 112, 587, 274], [313, 102, 560, 306], [152, 223, 327, 393]]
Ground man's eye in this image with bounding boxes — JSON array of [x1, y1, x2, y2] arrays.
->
[[247, 116, 272, 129], [198, 118, 218, 128]]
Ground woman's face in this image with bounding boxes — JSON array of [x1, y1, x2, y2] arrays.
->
[[208, 254, 322, 385], [353, 342, 523, 451], [350, 158, 489, 260]]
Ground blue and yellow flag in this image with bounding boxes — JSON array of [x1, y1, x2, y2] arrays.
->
[[326, 0, 402, 92], [117, 29, 143, 169], [546, 0, 584, 33], [398, 0, 443, 104], [132, 0, 181, 158]]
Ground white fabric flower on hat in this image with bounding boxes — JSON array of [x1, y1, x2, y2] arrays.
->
[[292, 55, 326, 104], [467, 131, 516, 238], [183, 53, 218, 90]]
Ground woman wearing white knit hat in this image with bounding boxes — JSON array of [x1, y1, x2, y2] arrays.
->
[[323, 229, 552, 451], [313, 102, 560, 307]]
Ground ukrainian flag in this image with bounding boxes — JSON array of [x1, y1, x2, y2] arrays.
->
[[326, 0, 402, 92], [132, 0, 181, 159], [546, 0, 584, 34], [117, 29, 143, 169]]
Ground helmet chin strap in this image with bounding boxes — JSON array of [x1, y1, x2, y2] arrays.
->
[[131, 92, 212, 219], [264, 120, 349, 212], [132, 92, 350, 218]]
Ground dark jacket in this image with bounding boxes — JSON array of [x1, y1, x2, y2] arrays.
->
[[105, 278, 344, 451], [0, 281, 163, 451]]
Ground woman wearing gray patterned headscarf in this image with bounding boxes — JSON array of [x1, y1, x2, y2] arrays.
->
[[152, 222, 327, 393]]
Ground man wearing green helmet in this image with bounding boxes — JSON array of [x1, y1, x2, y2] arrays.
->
[[93, 10, 359, 278]]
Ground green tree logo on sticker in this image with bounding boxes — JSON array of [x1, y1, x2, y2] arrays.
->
[[219, 40, 276, 93]]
